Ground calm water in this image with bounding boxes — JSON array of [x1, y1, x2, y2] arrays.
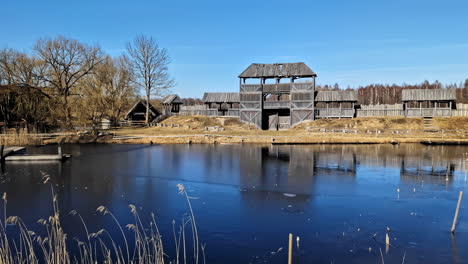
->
[[1, 144, 467, 263]]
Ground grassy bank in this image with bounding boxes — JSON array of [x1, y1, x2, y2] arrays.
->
[[5, 116, 467, 145], [107, 116, 468, 145]]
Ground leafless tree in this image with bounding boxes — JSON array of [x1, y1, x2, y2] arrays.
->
[[77, 56, 136, 129], [34, 36, 103, 127], [125, 35, 174, 125], [0, 49, 52, 129]]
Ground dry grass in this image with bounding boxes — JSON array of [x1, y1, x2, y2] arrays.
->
[[160, 115, 254, 131], [0, 131, 44, 146], [293, 117, 424, 130], [432, 117, 468, 130], [0, 172, 203, 264], [101, 116, 468, 145]]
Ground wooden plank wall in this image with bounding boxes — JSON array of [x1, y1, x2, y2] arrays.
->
[[357, 104, 404, 117], [453, 104, 468, 117], [290, 82, 315, 126], [240, 84, 262, 128]]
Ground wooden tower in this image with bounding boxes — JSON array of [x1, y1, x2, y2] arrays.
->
[[238, 63, 317, 129]]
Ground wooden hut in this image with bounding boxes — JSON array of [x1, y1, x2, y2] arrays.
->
[[124, 100, 160, 124], [238, 62, 317, 130], [161, 94, 183, 116], [202, 92, 240, 116], [402, 89, 456, 117], [314, 91, 357, 118]]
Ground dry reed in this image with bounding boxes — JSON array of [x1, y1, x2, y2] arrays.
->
[[0, 130, 44, 146], [0, 172, 204, 264]]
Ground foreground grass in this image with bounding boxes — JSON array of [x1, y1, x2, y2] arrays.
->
[[0, 173, 204, 264]]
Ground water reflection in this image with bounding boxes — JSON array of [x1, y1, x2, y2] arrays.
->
[[0, 143, 466, 264]]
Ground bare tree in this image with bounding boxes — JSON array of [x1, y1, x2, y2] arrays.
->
[[77, 56, 136, 130], [0, 49, 52, 129], [125, 35, 174, 125], [34, 36, 102, 128]]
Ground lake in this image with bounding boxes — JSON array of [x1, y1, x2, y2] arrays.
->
[[0, 144, 467, 263]]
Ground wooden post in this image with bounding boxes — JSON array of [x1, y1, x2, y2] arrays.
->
[[450, 101, 453, 116], [58, 144, 62, 158], [451, 191, 463, 233], [0, 145, 4, 163], [326, 102, 329, 119], [288, 233, 293, 264], [339, 102, 342, 119], [420, 101, 422, 116]]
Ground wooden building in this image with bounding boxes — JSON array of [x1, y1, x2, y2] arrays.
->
[[161, 94, 183, 116], [124, 100, 160, 124], [314, 91, 358, 118], [238, 62, 317, 130], [202, 92, 240, 116], [402, 89, 456, 117]]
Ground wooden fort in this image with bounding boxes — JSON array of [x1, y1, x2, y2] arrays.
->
[[238, 63, 317, 129], [402, 89, 456, 117]]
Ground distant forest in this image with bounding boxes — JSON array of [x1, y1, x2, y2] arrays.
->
[[179, 80, 468, 106], [317, 80, 468, 105]]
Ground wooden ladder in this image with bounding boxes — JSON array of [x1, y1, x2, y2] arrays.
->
[[423, 117, 438, 132]]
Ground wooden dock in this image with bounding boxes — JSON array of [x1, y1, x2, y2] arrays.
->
[[1, 146, 70, 162], [3, 147, 26, 157]]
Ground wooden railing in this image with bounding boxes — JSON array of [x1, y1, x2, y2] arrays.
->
[[406, 108, 451, 117], [315, 108, 355, 118], [263, 101, 290, 109]]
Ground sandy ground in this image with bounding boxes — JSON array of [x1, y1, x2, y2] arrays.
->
[[43, 116, 468, 145]]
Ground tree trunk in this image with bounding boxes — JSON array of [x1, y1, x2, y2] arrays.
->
[[64, 94, 73, 129], [145, 94, 150, 126]]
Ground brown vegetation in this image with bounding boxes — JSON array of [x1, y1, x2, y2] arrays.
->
[[293, 117, 424, 130], [0, 174, 203, 264]]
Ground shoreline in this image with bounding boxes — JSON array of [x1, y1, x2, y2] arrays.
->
[[38, 132, 468, 146]]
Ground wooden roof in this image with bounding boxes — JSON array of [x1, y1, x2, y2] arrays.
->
[[202, 92, 240, 103], [238, 63, 317, 78], [125, 100, 160, 118], [162, 94, 183, 105], [315, 91, 357, 102], [402, 89, 456, 101]]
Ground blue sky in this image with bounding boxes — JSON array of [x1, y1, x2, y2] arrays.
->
[[1, 0, 468, 98]]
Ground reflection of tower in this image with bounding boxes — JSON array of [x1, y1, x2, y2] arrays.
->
[[312, 145, 357, 177], [238, 145, 318, 195]]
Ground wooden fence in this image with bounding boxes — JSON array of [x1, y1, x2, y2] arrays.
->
[[178, 105, 240, 117], [453, 104, 468, 117], [357, 104, 404, 117], [304, 126, 468, 137], [357, 103, 468, 117], [315, 108, 355, 118]]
